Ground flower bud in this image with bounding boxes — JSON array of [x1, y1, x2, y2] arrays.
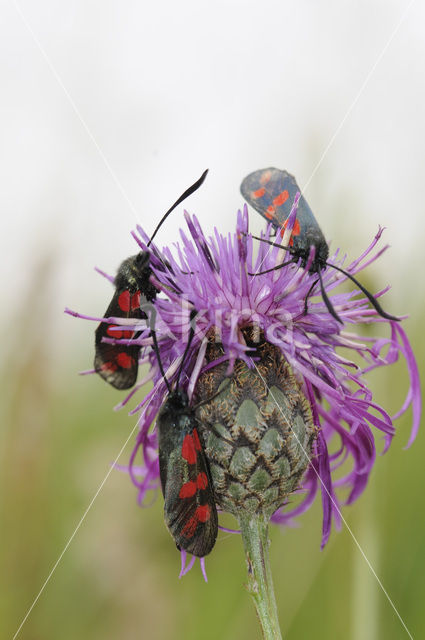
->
[[195, 334, 316, 519]]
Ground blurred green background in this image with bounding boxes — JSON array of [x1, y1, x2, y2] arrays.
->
[[2, 1, 425, 638]]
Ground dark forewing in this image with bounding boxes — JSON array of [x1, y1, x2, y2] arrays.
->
[[94, 285, 143, 390], [158, 410, 218, 557], [240, 167, 329, 268], [241, 167, 289, 226]]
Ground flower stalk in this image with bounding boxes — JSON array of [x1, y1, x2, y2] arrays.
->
[[239, 512, 283, 640]]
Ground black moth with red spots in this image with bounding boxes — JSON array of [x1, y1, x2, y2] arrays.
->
[[157, 388, 218, 557], [94, 252, 156, 389], [94, 168, 209, 390], [241, 167, 400, 323], [240, 167, 329, 273]]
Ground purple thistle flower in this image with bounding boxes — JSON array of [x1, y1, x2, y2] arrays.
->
[[70, 201, 420, 574]]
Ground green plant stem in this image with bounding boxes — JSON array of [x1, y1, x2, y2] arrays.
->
[[239, 513, 283, 640]]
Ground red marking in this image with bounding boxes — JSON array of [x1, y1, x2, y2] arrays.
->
[[101, 361, 118, 373], [181, 503, 211, 538], [179, 471, 208, 499], [106, 325, 134, 340], [181, 516, 197, 539], [118, 290, 131, 312], [131, 291, 141, 310], [179, 481, 197, 498], [182, 434, 197, 464], [195, 504, 211, 523], [279, 218, 301, 246], [252, 187, 265, 199], [260, 171, 271, 185], [196, 472, 208, 490], [273, 190, 289, 207], [116, 352, 134, 369], [192, 429, 201, 451], [265, 205, 276, 221], [293, 219, 301, 236], [107, 324, 120, 338]]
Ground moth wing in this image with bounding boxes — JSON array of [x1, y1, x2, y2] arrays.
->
[[240, 168, 327, 252], [241, 167, 287, 224], [94, 287, 143, 390], [161, 426, 218, 558]]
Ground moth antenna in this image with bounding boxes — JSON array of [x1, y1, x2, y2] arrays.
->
[[150, 327, 171, 393], [318, 269, 343, 324], [325, 262, 400, 322], [175, 309, 198, 387], [303, 278, 319, 317], [148, 169, 208, 247]]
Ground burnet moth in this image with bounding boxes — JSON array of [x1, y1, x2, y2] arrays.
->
[[151, 313, 218, 557], [241, 167, 399, 323], [94, 169, 208, 389]]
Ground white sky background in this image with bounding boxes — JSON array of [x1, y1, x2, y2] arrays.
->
[[1, 0, 424, 358]]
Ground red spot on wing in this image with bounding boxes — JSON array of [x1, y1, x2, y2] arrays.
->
[[265, 205, 276, 221], [107, 324, 121, 338], [179, 480, 197, 498], [180, 504, 211, 538], [179, 472, 208, 499], [195, 504, 211, 523], [101, 361, 118, 373], [131, 291, 141, 310], [181, 516, 198, 539], [252, 187, 265, 199], [192, 429, 201, 451], [196, 472, 208, 490], [279, 218, 301, 246], [182, 434, 197, 464], [273, 190, 289, 206], [106, 325, 134, 340], [118, 290, 131, 312], [116, 352, 135, 369]]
